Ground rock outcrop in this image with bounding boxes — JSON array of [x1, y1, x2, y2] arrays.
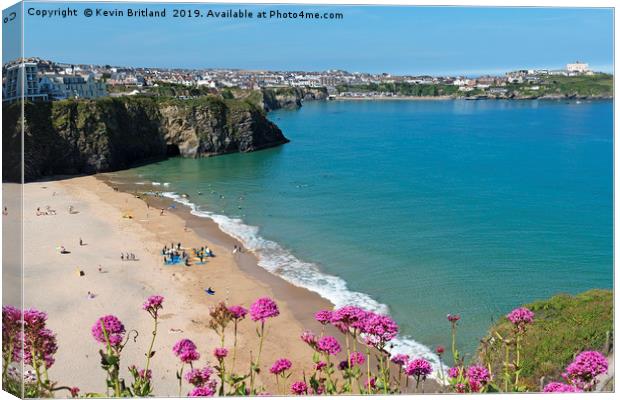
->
[[259, 87, 328, 112], [2, 96, 289, 181]]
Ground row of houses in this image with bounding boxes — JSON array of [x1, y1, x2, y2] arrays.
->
[[2, 62, 107, 103]]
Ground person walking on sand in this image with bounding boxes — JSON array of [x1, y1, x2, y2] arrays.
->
[[79, 238, 83, 246], [160, 208, 165, 216]]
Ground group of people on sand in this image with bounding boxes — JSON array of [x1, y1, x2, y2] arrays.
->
[[121, 252, 138, 261], [36, 206, 56, 216], [162, 242, 214, 267]]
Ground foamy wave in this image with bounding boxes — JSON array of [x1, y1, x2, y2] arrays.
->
[[161, 191, 445, 378]]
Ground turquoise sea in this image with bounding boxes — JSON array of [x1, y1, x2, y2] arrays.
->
[[115, 100, 613, 366]]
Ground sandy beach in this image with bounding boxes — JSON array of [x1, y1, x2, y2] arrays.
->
[[19, 175, 334, 396]]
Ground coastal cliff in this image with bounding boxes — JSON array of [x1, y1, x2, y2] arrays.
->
[[2, 96, 288, 181], [260, 87, 328, 111]]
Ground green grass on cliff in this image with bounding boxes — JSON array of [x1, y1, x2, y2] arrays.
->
[[478, 289, 613, 390]]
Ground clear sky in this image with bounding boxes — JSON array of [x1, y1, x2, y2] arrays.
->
[[20, 1, 614, 76]]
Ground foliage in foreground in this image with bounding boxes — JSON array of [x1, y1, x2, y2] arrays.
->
[[2, 292, 611, 397], [479, 289, 613, 390]]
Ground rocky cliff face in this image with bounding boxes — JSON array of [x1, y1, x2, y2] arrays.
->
[[260, 87, 328, 112], [2, 96, 288, 182]]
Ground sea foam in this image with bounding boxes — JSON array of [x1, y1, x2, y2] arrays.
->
[[161, 191, 445, 378]]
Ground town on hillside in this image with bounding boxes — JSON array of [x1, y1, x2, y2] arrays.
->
[[1, 58, 611, 103]]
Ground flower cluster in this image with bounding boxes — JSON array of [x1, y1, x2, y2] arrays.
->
[[314, 310, 333, 325], [91, 315, 126, 347], [290, 380, 308, 395], [250, 297, 280, 322], [185, 366, 215, 387], [142, 295, 164, 317], [227, 305, 248, 320], [391, 353, 410, 366], [349, 351, 365, 367], [543, 382, 583, 393], [213, 347, 228, 361], [173, 339, 200, 363], [316, 336, 341, 355], [269, 358, 292, 375], [447, 314, 461, 323], [404, 358, 433, 379], [506, 307, 534, 329], [300, 330, 317, 346], [563, 350, 608, 390], [466, 365, 490, 392]]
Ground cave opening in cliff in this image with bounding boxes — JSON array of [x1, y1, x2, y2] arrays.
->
[[166, 144, 181, 157]]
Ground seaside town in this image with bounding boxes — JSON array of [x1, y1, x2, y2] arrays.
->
[[1, 57, 607, 103]]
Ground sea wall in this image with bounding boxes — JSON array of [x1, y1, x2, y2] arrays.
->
[[2, 96, 289, 182]]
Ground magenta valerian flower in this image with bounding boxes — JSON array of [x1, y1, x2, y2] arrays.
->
[[391, 353, 410, 366], [330, 306, 367, 332], [213, 347, 228, 361], [446, 314, 460, 323], [316, 336, 341, 355], [405, 358, 433, 379], [543, 382, 583, 393], [142, 295, 164, 317], [23, 327, 58, 368], [448, 366, 463, 379], [69, 387, 80, 397], [365, 377, 377, 390], [436, 345, 445, 355], [188, 385, 216, 397], [300, 330, 317, 347], [91, 315, 126, 347], [185, 366, 214, 387], [173, 338, 200, 363], [138, 368, 152, 381], [564, 350, 608, 388], [250, 297, 280, 322], [314, 361, 327, 371], [466, 364, 490, 392], [506, 307, 534, 329], [314, 310, 333, 325], [362, 313, 399, 348], [290, 381, 308, 395], [227, 305, 248, 320], [349, 351, 365, 367], [2, 305, 22, 362], [269, 358, 292, 374]]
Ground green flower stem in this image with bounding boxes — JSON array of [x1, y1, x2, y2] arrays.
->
[[144, 316, 158, 376]]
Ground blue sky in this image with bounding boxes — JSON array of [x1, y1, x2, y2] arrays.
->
[[20, 2, 614, 76]]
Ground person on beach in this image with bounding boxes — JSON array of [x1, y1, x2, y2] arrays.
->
[[79, 238, 83, 246], [160, 208, 165, 216], [233, 245, 238, 254], [121, 253, 124, 261], [3, 206, 7, 216]]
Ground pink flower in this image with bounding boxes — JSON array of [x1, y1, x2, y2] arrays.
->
[[349, 351, 365, 366], [405, 358, 433, 379], [185, 366, 214, 387], [142, 295, 164, 316], [365, 377, 376, 390], [69, 387, 80, 398], [436, 345, 445, 354], [314, 310, 333, 325], [228, 305, 248, 320], [565, 350, 608, 388], [543, 382, 582, 393], [314, 361, 327, 371], [316, 336, 341, 355], [173, 339, 200, 363], [91, 315, 125, 347], [269, 358, 292, 374], [448, 366, 462, 379], [506, 307, 534, 327], [300, 330, 317, 346], [2, 305, 22, 362], [188, 385, 216, 397], [213, 347, 228, 360], [361, 313, 399, 347], [250, 297, 280, 322], [24, 327, 58, 368], [391, 354, 410, 366], [447, 314, 460, 323], [330, 306, 367, 332], [467, 364, 490, 389], [290, 381, 308, 395]]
